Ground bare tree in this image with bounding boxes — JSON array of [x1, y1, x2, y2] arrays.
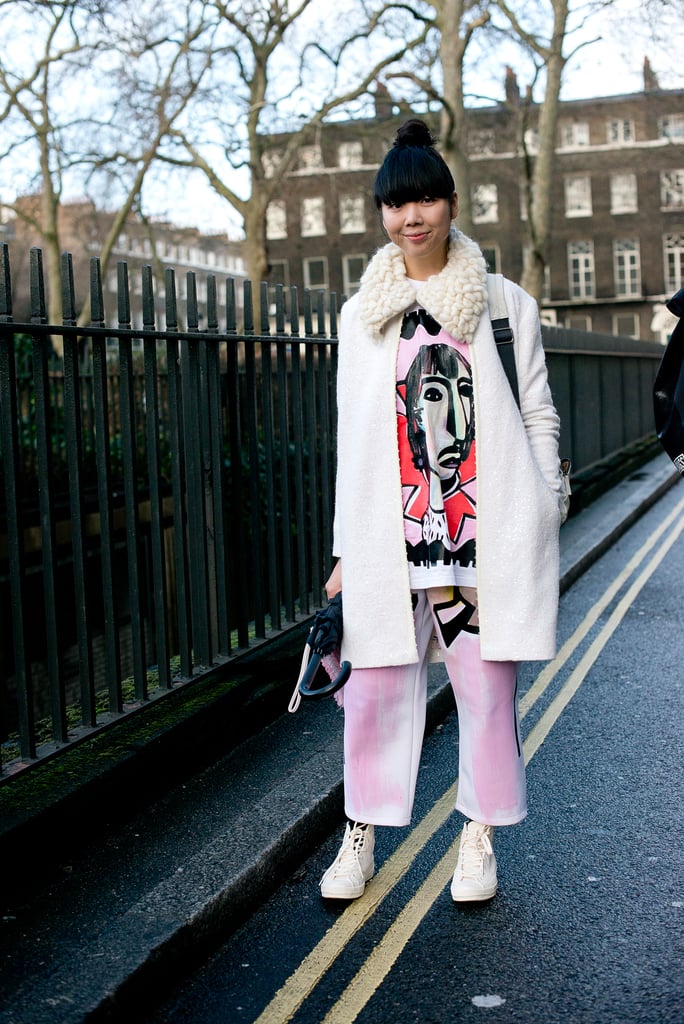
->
[[0, 0, 216, 334], [158, 0, 431, 284], [0, 0, 103, 328], [490, 0, 572, 302], [385, 0, 492, 237]]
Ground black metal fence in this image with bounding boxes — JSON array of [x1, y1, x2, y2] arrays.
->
[[0, 242, 666, 783], [543, 325, 663, 474], [0, 245, 338, 778]]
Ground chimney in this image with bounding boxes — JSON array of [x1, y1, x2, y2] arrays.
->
[[374, 81, 393, 120], [643, 57, 660, 92]]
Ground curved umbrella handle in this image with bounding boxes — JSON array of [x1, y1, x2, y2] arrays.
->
[[298, 653, 352, 699]]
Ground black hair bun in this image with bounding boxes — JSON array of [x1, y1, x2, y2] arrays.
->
[[394, 119, 436, 149]]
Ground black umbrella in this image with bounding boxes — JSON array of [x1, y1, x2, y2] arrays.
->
[[654, 286, 684, 475], [289, 592, 351, 709]]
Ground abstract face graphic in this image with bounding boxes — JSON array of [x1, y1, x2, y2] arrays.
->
[[406, 344, 474, 489]]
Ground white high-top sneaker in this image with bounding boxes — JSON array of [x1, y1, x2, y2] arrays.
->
[[450, 820, 497, 902], [320, 821, 375, 899]]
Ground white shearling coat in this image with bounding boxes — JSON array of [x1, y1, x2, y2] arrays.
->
[[332, 230, 564, 667]]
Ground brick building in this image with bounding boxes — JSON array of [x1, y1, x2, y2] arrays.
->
[[1, 198, 246, 329], [264, 71, 684, 343]]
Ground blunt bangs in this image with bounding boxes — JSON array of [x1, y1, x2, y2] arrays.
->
[[373, 147, 455, 208]]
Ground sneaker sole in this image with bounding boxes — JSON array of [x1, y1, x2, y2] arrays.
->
[[320, 864, 375, 900], [450, 883, 497, 903]]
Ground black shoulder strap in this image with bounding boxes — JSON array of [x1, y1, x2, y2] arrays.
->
[[487, 273, 520, 410]]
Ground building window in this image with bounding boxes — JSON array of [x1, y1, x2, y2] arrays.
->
[[469, 129, 496, 155], [339, 195, 366, 233], [480, 246, 500, 273], [613, 312, 639, 338], [267, 259, 289, 312], [564, 176, 592, 217], [521, 249, 551, 302], [614, 239, 641, 297], [342, 254, 367, 296], [519, 183, 534, 222], [607, 119, 635, 145], [661, 170, 684, 209], [303, 256, 328, 290], [262, 149, 283, 179], [472, 184, 498, 224], [566, 314, 592, 332], [301, 197, 326, 237], [568, 241, 595, 299], [664, 234, 684, 292], [523, 128, 539, 154], [338, 141, 363, 169], [298, 145, 323, 171], [658, 115, 684, 142], [266, 201, 287, 240], [610, 173, 638, 214], [559, 120, 589, 148], [543, 264, 551, 303]]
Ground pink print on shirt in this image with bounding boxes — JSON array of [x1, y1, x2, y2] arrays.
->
[[396, 308, 477, 587]]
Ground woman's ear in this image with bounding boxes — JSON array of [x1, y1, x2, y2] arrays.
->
[[451, 192, 459, 220]]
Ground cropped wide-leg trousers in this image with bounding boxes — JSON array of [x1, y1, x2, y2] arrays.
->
[[342, 587, 527, 827]]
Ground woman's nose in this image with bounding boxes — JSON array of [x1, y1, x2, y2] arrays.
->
[[404, 203, 423, 223]]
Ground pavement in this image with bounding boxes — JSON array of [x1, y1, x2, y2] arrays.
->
[[0, 451, 681, 1024]]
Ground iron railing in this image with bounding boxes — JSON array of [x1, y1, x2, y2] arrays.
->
[[0, 244, 338, 777]]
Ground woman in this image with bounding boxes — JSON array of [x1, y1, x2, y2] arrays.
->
[[321, 119, 565, 903]]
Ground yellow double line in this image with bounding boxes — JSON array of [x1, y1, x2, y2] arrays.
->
[[257, 491, 684, 1024]]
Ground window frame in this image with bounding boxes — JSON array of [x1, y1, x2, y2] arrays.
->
[[606, 119, 635, 146], [471, 184, 499, 224], [266, 200, 288, 240], [338, 141, 363, 169], [303, 256, 329, 290], [613, 238, 641, 298], [568, 240, 596, 300], [661, 170, 684, 210], [342, 253, 367, 296], [339, 194, 366, 234], [300, 196, 326, 237], [610, 173, 638, 214], [564, 175, 593, 218]]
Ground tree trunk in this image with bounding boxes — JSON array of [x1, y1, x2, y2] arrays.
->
[[243, 196, 269, 288], [437, 0, 476, 237], [519, 0, 569, 304]]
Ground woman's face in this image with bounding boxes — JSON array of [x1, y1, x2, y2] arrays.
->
[[381, 194, 457, 280]]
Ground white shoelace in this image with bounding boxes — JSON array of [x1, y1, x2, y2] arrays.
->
[[457, 827, 493, 880], [330, 825, 368, 875]]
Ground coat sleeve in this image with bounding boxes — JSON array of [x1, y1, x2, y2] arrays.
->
[[505, 281, 565, 512]]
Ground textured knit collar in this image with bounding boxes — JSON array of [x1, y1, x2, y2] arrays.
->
[[357, 228, 488, 344]]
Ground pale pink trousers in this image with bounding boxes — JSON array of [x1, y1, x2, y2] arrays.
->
[[343, 588, 526, 827]]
